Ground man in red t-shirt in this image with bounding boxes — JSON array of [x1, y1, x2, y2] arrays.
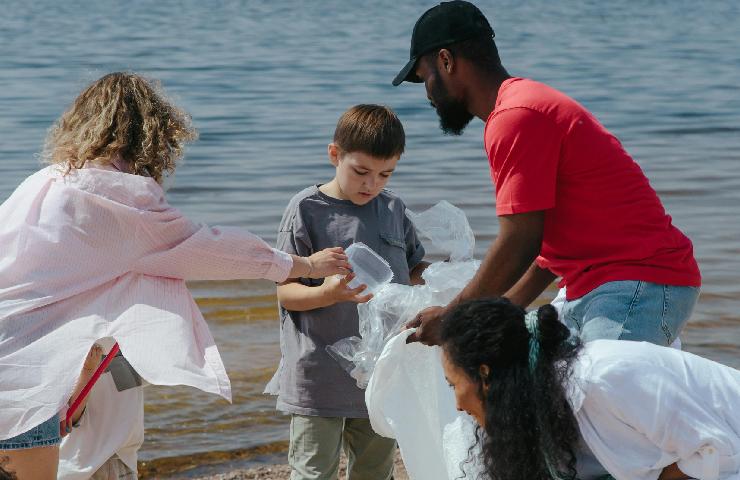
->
[[393, 1, 700, 347]]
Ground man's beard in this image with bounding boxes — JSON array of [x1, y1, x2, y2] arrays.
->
[[430, 70, 474, 135]]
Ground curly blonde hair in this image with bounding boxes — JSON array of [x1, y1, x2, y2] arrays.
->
[[43, 72, 197, 183]]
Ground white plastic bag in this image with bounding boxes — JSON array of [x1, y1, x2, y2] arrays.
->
[[366, 329, 483, 480]]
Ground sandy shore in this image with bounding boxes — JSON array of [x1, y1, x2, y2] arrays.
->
[[188, 451, 409, 480]]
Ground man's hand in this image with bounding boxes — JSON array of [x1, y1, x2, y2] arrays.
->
[[405, 305, 447, 345]]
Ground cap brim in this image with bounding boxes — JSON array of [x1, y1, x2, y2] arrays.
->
[[392, 56, 422, 86]]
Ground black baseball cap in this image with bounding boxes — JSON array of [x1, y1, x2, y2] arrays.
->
[[392, 1, 494, 86]]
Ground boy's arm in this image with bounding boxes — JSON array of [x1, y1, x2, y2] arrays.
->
[[276, 199, 369, 312], [277, 279, 332, 311], [409, 261, 431, 285], [277, 274, 373, 312]]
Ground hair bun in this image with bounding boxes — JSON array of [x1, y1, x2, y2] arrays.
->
[[535, 303, 571, 356]]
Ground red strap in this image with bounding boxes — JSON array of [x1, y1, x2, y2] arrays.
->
[[65, 343, 120, 425]]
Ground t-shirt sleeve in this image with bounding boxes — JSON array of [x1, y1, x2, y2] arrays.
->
[[277, 200, 313, 258], [403, 213, 425, 270], [484, 107, 563, 215]]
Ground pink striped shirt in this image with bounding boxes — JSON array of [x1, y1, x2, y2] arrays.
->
[[0, 165, 292, 439]]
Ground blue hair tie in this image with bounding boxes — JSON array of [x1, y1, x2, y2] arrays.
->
[[524, 311, 540, 374], [525, 310, 568, 479]]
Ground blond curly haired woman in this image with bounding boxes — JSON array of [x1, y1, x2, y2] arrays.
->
[[0, 72, 350, 479]]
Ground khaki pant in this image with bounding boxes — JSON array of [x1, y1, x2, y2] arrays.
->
[[90, 456, 137, 480], [289, 415, 395, 480]]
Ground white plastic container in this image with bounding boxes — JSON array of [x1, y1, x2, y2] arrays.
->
[[345, 242, 393, 293]]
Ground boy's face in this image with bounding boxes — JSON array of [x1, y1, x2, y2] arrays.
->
[[328, 143, 399, 205]]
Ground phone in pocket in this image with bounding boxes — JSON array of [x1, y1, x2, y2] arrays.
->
[[103, 351, 143, 392]]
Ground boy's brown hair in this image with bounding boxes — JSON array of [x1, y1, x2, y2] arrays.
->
[[333, 104, 405, 159]]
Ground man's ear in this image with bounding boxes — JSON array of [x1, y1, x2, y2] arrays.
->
[[438, 48, 455, 75], [328, 143, 340, 166]]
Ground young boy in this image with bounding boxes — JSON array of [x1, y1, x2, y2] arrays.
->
[[273, 105, 428, 480]]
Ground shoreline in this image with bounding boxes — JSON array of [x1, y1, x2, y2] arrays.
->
[[189, 453, 409, 480], [141, 449, 409, 480]]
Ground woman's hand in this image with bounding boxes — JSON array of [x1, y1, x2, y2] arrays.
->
[[320, 273, 373, 305], [291, 247, 351, 279], [62, 343, 104, 435]]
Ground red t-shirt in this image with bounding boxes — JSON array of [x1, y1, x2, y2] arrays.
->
[[484, 78, 701, 299]]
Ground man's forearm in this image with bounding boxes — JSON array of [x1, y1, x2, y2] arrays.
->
[[504, 261, 557, 308], [452, 230, 540, 307]]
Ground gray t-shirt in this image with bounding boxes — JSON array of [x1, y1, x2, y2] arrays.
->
[[273, 185, 425, 417]]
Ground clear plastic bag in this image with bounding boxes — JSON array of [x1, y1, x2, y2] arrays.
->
[[405, 200, 475, 262], [326, 201, 479, 388]]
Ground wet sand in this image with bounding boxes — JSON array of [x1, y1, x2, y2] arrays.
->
[[190, 453, 408, 480], [146, 450, 409, 480]]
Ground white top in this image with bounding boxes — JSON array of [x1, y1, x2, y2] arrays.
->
[[59, 348, 144, 479], [0, 165, 292, 439], [570, 340, 740, 480]]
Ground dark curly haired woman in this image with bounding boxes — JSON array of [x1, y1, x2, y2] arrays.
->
[[440, 298, 740, 480]]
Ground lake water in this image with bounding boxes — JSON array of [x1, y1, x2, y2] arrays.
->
[[1, 0, 738, 477]]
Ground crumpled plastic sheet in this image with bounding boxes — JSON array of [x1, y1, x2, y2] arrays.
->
[[326, 200, 479, 389], [366, 329, 484, 480], [323, 201, 488, 479], [323, 201, 487, 479], [406, 200, 476, 262]]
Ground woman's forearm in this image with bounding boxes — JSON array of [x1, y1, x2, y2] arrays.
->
[[288, 255, 311, 279]]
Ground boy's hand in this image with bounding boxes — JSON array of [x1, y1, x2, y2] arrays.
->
[[321, 273, 373, 305]]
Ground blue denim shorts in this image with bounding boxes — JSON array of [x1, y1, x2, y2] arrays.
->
[[0, 413, 60, 450], [561, 280, 700, 346]]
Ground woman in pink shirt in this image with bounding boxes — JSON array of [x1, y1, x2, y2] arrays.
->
[[0, 72, 350, 479]]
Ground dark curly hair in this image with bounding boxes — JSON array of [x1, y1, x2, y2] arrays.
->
[[440, 298, 582, 480]]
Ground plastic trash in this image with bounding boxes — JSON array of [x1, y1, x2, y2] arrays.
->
[[406, 200, 475, 262], [326, 201, 479, 389], [366, 329, 484, 480], [345, 242, 393, 293], [324, 201, 498, 478]]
